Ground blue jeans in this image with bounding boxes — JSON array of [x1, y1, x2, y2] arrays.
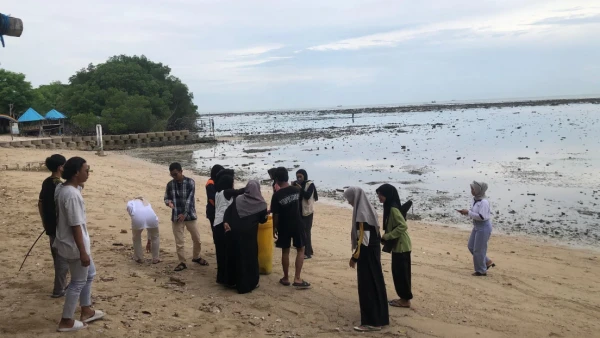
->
[[467, 221, 492, 274], [62, 257, 96, 319]]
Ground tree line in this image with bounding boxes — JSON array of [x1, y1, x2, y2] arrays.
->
[[0, 55, 199, 134]]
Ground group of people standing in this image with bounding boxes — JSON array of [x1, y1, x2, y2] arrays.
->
[[205, 165, 318, 292], [37, 152, 494, 333]]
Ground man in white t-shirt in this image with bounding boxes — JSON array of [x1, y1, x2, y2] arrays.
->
[[53, 157, 104, 332]]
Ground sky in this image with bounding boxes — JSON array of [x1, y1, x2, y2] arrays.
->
[[1, 0, 600, 112]]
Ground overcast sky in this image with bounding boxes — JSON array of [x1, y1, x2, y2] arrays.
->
[[1, 0, 600, 112]]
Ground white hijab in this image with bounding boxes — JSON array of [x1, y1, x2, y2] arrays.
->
[[470, 181, 488, 200], [344, 187, 380, 250], [134, 196, 150, 206]]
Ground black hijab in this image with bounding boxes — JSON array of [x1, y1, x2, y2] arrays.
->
[[376, 184, 401, 226], [216, 168, 234, 183], [210, 164, 224, 181], [296, 169, 318, 201], [216, 174, 234, 192], [268, 168, 277, 187]]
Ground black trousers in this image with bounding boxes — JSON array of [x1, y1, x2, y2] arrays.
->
[[391, 251, 413, 300], [302, 214, 314, 256]]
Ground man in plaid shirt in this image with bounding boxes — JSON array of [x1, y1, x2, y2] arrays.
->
[[164, 162, 209, 271]]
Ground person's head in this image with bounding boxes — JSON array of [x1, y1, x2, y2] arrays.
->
[[344, 186, 365, 207], [210, 164, 224, 180], [376, 184, 401, 206], [216, 174, 234, 192], [62, 157, 89, 184], [169, 162, 183, 181], [470, 181, 488, 200], [275, 167, 289, 184], [216, 168, 234, 183], [268, 168, 277, 180], [296, 169, 308, 184], [45, 154, 66, 175]]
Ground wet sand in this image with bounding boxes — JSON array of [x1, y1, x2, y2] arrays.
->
[[0, 147, 599, 337]]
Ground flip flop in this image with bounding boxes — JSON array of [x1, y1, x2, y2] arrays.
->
[[279, 278, 290, 286], [353, 325, 382, 332], [487, 262, 496, 269], [83, 310, 105, 324], [174, 263, 187, 271], [192, 258, 210, 266], [472, 272, 487, 276], [57, 320, 87, 332], [292, 280, 311, 289]]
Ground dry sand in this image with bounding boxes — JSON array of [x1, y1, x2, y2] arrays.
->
[[0, 148, 599, 338]]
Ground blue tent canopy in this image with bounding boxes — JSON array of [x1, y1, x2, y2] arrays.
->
[[45, 109, 67, 120], [17, 108, 45, 123]]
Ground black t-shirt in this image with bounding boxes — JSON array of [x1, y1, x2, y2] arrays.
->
[[270, 186, 302, 231], [39, 176, 62, 236]]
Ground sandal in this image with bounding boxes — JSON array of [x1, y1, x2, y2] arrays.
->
[[152, 259, 162, 264], [472, 272, 487, 276], [174, 263, 187, 271], [192, 258, 209, 266], [388, 299, 410, 308], [292, 280, 311, 289], [487, 262, 496, 269], [57, 320, 88, 332], [354, 325, 382, 332], [279, 278, 290, 286]]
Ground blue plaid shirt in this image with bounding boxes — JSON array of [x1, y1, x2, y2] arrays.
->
[[164, 177, 197, 222]]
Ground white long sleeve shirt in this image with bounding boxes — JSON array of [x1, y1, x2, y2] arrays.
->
[[468, 199, 491, 222]]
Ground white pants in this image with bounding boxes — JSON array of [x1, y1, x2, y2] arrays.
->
[[132, 228, 160, 261]]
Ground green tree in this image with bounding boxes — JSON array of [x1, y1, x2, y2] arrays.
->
[[61, 55, 198, 134], [31, 81, 67, 114], [0, 69, 34, 117]]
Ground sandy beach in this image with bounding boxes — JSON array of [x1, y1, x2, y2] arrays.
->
[[0, 147, 599, 338]]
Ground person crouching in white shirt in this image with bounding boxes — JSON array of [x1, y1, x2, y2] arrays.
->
[[126, 197, 160, 264]]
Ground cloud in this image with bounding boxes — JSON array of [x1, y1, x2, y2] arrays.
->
[[306, 2, 600, 52], [228, 44, 285, 57], [530, 14, 600, 25]]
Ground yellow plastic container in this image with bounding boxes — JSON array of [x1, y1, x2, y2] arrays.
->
[[257, 215, 274, 275]]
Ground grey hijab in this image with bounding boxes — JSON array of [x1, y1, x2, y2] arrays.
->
[[344, 187, 379, 250], [236, 180, 267, 218], [470, 181, 488, 200]]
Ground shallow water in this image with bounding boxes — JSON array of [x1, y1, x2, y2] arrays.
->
[[134, 104, 600, 246]]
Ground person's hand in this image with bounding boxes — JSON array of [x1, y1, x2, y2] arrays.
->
[[224, 223, 231, 233], [349, 258, 356, 269], [177, 214, 185, 222], [273, 228, 278, 239], [146, 240, 151, 253], [458, 209, 469, 216], [80, 252, 91, 267], [168, 201, 174, 209]]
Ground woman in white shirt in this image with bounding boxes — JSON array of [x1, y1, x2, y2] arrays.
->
[[126, 197, 160, 264], [458, 181, 495, 276]]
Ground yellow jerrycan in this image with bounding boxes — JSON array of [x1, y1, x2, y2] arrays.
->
[[257, 215, 274, 274]]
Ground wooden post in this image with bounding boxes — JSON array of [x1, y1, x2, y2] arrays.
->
[[1, 16, 23, 37]]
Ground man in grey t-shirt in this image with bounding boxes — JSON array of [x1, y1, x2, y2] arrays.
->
[[54, 157, 105, 332]]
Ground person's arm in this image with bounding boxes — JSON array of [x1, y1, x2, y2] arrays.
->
[[223, 188, 245, 200], [258, 209, 268, 224], [183, 179, 195, 218], [72, 225, 90, 266], [351, 222, 365, 262], [301, 183, 315, 200], [270, 194, 279, 237], [164, 182, 173, 207], [468, 201, 490, 221], [223, 202, 234, 232], [206, 183, 216, 207], [382, 208, 407, 241]]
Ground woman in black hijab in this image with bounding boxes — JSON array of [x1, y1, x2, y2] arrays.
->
[[294, 169, 318, 259], [376, 184, 413, 308], [206, 164, 224, 229]]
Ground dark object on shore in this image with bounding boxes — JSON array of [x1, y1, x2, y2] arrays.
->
[[518, 157, 530, 160]]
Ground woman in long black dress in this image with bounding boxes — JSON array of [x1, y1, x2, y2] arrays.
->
[[223, 180, 268, 294], [343, 187, 389, 332]]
